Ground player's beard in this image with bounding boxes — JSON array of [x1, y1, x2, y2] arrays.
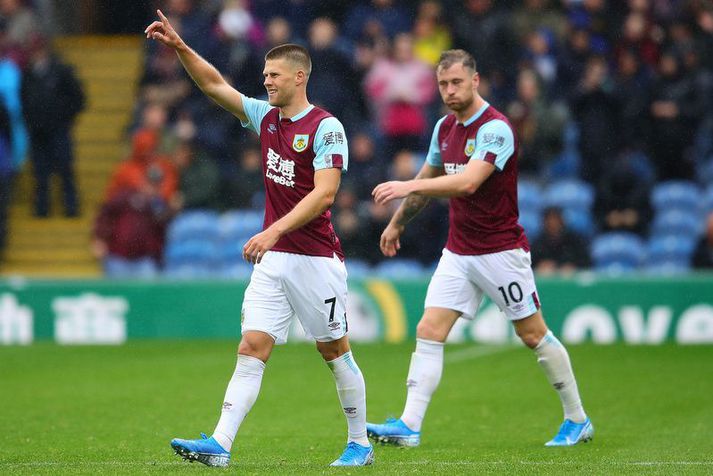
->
[[447, 95, 473, 113]]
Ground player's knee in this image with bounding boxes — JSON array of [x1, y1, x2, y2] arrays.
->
[[238, 336, 272, 362], [316, 337, 350, 361], [516, 327, 546, 349], [317, 346, 340, 361], [416, 318, 446, 341]]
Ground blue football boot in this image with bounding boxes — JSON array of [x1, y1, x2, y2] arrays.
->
[[545, 418, 594, 446], [330, 441, 374, 466], [366, 418, 420, 447], [170, 432, 231, 467]]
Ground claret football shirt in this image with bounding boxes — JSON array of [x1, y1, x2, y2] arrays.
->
[[240, 95, 349, 259], [425, 101, 529, 255]]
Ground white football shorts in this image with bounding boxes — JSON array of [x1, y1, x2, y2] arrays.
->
[[241, 250, 348, 344], [424, 248, 541, 321]]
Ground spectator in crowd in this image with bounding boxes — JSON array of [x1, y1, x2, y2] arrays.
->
[[694, 6, 713, 71], [140, 38, 193, 111], [250, 0, 317, 39], [332, 186, 371, 261], [648, 51, 699, 180], [0, 0, 41, 66], [563, 0, 613, 54], [92, 166, 173, 278], [613, 47, 652, 151], [87, 0, 713, 274], [531, 206, 590, 275], [307, 17, 365, 130], [594, 154, 652, 236], [21, 35, 85, 217], [448, 0, 517, 79], [212, 0, 264, 87], [364, 32, 436, 155], [220, 143, 263, 209], [570, 55, 619, 184], [412, 0, 451, 67], [0, 18, 28, 238], [512, 0, 568, 45], [342, 131, 384, 201], [507, 69, 567, 176], [0, 99, 11, 253], [614, 10, 660, 70], [344, 0, 412, 42], [692, 212, 713, 269], [557, 27, 593, 97], [172, 140, 221, 211], [362, 200, 397, 265], [105, 128, 178, 204], [226, 16, 293, 99], [521, 28, 559, 94]]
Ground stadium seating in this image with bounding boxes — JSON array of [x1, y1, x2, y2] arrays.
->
[[345, 259, 372, 279], [221, 261, 254, 280], [703, 185, 713, 214], [164, 239, 221, 276], [591, 232, 645, 274], [167, 210, 221, 243], [650, 181, 702, 214], [374, 259, 425, 279], [543, 179, 595, 235], [650, 209, 703, 238], [646, 235, 696, 272], [218, 210, 263, 241], [544, 179, 595, 211], [519, 209, 542, 240], [518, 180, 543, 213], [563, 208, 595, 236]]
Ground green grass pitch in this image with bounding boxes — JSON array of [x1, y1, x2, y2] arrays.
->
[[1, 342, 712, 475]]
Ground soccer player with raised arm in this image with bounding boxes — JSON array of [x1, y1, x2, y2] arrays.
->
[[145, 10, 373, 467], [367, 50, 593, 447]]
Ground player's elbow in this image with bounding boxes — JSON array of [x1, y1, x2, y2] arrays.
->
[[318, 189, 337, 208], [459, 180, 479, 196]]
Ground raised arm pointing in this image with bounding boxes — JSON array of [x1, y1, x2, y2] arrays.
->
[[145, 9, 247, 123]]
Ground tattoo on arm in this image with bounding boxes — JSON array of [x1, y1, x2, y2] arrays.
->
[[391, 163, 441, 227], [395, 194, 430, 226]]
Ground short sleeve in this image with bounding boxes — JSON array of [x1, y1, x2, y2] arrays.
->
[[313, 117, 349, 172], [240, 94, 274, 134], [425, 116, 447, 167], [472, 119, 515, 171]]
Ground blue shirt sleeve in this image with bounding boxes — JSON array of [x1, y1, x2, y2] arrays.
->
[[472, 119, 515, 171], [313, 117, 349, 172], [239, 94, 274, 134], [426, 116, 447, 167]]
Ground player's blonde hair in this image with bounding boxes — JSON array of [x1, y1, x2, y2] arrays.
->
[[437, 49, 477, 73], [265, 44, 312, 77]]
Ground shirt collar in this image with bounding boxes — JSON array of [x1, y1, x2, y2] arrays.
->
[[280, 104, 314, 122], [460, 102, 490, 126]]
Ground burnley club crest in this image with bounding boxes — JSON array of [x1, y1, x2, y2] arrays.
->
[[292, 134, 309, 152], [464, 138, 476, 157]]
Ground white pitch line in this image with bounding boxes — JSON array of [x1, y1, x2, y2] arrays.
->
[[444, 345, 517, 364], [3, 461, 712, 467], [392, 461, 713, 466]]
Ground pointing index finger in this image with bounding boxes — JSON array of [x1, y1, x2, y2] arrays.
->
[[157, 9, 168, 24]]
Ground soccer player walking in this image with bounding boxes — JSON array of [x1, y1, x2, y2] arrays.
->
[[368, 49, 593, 447], [145, 10, 373, 467]]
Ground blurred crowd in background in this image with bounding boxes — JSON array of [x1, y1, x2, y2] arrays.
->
[[2, 0, 713, 277]]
